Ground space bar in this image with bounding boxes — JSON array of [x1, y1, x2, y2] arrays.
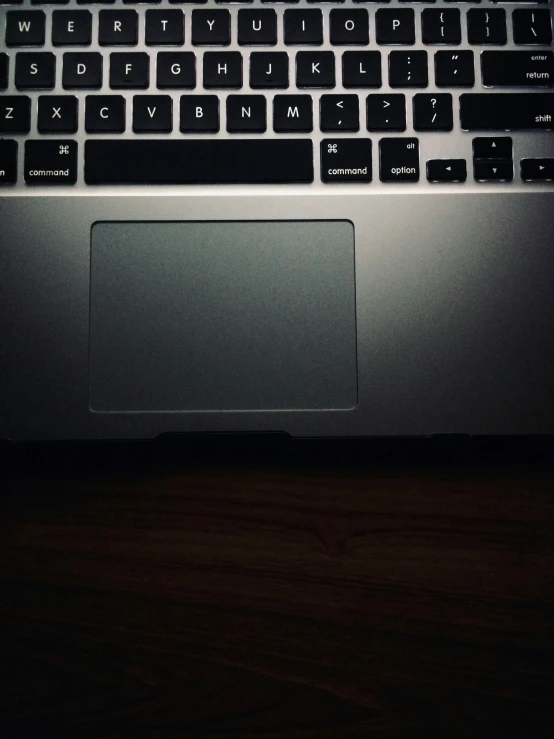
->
[[85, 140, 314, 184]]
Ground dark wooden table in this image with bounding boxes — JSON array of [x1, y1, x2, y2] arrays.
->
[[1, 436, 553, 739]]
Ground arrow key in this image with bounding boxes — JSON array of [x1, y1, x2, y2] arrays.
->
[[320, 94, 359, 132], [427, 159, 467, 183], [474, 159, 513, 183], [521, 158, 554, 182], [473, 137, 512, 161]]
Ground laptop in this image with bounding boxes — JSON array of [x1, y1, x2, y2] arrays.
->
[[1, 0, 553, 441]]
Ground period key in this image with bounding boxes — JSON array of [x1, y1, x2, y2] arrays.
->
[[321, 138, 372, 183]]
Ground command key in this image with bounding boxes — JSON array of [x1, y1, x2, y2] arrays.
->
[[24, 140, 77, 185], [321, 139, 372, 183]]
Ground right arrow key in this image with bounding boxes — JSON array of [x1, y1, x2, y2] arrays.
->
[[521, 158, 554, 182]]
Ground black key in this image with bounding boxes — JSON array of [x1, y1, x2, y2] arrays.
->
[[15, 52, 56, 89], [0, 140, 18, 185], [191, 9, 231, 45], [85, 95, 125, 132], [250, 52, 289, 88], [427, 159, 467, 183], [156, 52, 195, 88], [330, 9, 369, 46], [474, 160, 513, 182], [63, 52, 103, 88], [226, 95, 266, 132], [84, 139, 314, 184], [0, 0, 23, 3], [367, 93, 405, 131], [380, 137, 419, 182], [203, 52, 242, 88], [284, 10, 323, 46], [0, 95, 31, 133], [513, 10, 552, 46], [320, 94, 359, 132], [296, 51, 335, 88], [99, 10, 138, 45], [145, 10, 185, 45], [376, 9, 415, 45], [31, 0, 70, 4], [321, 138, 372, 183], [481, 52, 553, 88], [472, 137, 512, 159], [6, 11, 46, 46], [521, 158, 554, 182], [133, 95, 172, 132], [38, 94, 78, 132], [52, 11, 92, 46], [0, 54, 9, 90], [273, 94, 312, 132], [342, 51, 381, 88], [238, 10, 277, 45], [24, 139, 77, 185], [77, 0, 116, 3], [389, 51, 428, 87], [413, 93, 453, 131], [110, 53, 149, 88], [435, 50, 475, 87], [180, 95, 219, 132], [460, 94, 554, 131], [467, 9, 507, 45], [421, 9, 461, 45]]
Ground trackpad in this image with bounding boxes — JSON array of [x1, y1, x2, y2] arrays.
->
[[89, 221, 357, 412]]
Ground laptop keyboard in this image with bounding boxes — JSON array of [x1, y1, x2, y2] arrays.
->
[[0, 0, 553, 188]]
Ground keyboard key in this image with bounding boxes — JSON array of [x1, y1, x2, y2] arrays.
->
[[0, 54, 9, 89], [375, 9, 415, 45], [474, 160, 513, 182], [273, 94, 313, 132], [320, 94, 359, 132], [37, 94, 78, 132], [379, 137, 419, 182], [191, 9, 231, 45], [84, 139, 314, 184], [6, 11, 46, 46], [145, 10, 185, 45], [63, 52, 103, 88], [110, 52, 149, 88], [342, 51, 381, 87], [24, 139, 77, 185], [250, 52, 289, 88], [85, 94, 125, 131], [99, 10, 138, 45], [427, 159, 467, 183], [460, 93, 554, 130], [389, 51, 428, 87], [472, 136, 512, 159], [238, 9, 277, 45], [435, 50, 475, 87], [156, 51, 195, 87], [513, 10, 552, 46], [133, 94, 172, 132], [481, 51, 553, 87], [321, 138, 372, 183], [203, 51, 242, 88], [367, 93, 405, 131], [521, 158, 554, 182], [330, 9, 369, 46], [15, 52, 56, 89], [467, 9, 507, 45], [226, 94, 266, 132], [52, 11, 92, 45], [413, 93, 453, 131], [421, 9, 461, 45], [0, 140, 18, 185], [284, 10, 323, 45], [296, 51, 335, 88], [0, 95, 31, 132], [180, 95, 219, 132], [31, 0, 70, 5]]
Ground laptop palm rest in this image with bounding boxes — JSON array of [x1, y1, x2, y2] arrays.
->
[[89, 221, 357, 412]]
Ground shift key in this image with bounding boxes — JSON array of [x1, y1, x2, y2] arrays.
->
[[460, 94, 554, 131]]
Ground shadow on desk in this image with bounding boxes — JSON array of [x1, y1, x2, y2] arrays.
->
[[1, 436, 553, 739]]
